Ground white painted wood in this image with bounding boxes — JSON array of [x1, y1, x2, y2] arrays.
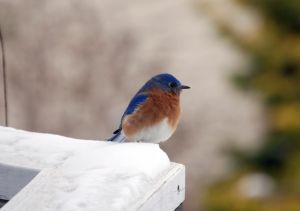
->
[[0, 127, 185, 210], [1, 164, 185, 211], [133, 163, 185, 211]]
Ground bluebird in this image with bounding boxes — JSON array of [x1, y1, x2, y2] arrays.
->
[[108, 73, 190, 143]]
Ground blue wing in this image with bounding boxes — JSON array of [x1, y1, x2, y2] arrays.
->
[[123, 94, 148, 116], [108, 93, 148, 142]]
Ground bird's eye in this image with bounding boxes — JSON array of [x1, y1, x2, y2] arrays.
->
[[168, 82, 177, 88]]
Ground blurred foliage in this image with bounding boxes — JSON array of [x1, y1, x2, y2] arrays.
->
[[204, 0, 300, 210], [204, 173, 300, 211]]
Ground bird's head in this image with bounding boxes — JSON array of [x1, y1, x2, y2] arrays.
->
[[147, 73, 190, 95]]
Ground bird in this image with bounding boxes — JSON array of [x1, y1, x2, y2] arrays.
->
[[108, 73, 190, 143]]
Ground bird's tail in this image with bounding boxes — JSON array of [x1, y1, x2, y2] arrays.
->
[[107, 129, 126, 142]]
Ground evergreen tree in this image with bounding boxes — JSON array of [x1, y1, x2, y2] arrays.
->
[[204, 1, 300, 210]]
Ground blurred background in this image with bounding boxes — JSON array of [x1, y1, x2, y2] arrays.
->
[[0, 0, 299, 210]]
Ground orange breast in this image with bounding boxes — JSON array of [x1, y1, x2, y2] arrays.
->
[[122, 89, 180, 139]]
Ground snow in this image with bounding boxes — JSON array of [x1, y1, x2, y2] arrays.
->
[[0, 126, 171, 211], [55, 144, 170, 211]]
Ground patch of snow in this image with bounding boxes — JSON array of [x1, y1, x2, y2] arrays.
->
[[0, 126, 170, 211], [54, 143, 169, 211]]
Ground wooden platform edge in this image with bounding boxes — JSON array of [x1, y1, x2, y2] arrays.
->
[[1, 163, 185, 211], [133, 163, 185, 211]]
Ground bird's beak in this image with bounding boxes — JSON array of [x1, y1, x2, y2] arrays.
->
[[180, 85, 190, 89]]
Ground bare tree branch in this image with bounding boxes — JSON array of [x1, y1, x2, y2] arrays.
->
[[0, 26, 8, 126]]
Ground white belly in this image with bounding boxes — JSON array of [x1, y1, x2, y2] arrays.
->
[[129, 118, 175, 143]]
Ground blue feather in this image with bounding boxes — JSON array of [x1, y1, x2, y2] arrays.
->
[[108, 73, 184, 142], [136, 73, 181, 93], [107, 130, 126, 142], [107, 94, 148, 142], [122, 94, 148, 117]]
